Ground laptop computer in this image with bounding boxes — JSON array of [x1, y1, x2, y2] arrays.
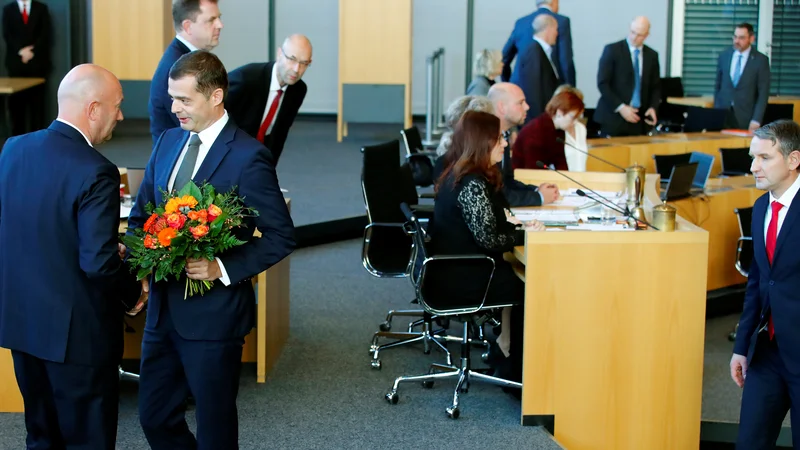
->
[[689, 152, 714, 192], [661, 162, 699, 201], [683, 106, 727, 133]]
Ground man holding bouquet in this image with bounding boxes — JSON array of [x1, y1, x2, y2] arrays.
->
[[128, 50, 295, 449]]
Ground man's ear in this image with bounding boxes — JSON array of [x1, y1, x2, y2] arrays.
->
[[788, 150, 800, 171], [211, 88, 224, 107]]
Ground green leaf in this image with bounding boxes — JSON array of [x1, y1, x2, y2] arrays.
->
[[155, 262, 169, 283], [170, 234, 188, 253], [203, 185, 216, 207], [145, 202, 155, 215], [210, 212, 228, 236], [177, 182, 203, 203], [136, 267, 152, 281], [121, 235, 144, 252]]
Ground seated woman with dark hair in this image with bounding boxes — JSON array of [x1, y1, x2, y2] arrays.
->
[[431, 110, 544, 383], [511, 90, 586, 171]]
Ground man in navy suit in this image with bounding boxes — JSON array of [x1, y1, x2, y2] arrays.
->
[[148, 0, 223, 144], [130, 50, 295, 450], [502, 0, 575, 87], [509, 14, 560, 124], [227, 34, 311, 165], [731, 120, 800, 449], [0, 64, 143, 449], [713, 23, 771, 132]]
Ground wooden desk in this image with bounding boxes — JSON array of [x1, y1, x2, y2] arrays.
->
[[512, 170, 708, 449], [667, 96, 800, 123]]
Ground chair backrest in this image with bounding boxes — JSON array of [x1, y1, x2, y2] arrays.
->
[[763, 103, 794, 125], [719, 147, 752, 176], [653, 153, 692, 181], [400, 203, 495, 316], [400, 126, 424, 156], [660, 77, 685, 98], [683, 106, 727, 132], [735, 206, 753, 238], [734, 207, 754, 277]]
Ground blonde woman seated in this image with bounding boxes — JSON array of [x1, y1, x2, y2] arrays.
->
[[466, 49, 502, 96], [435, 95, 494, 159]]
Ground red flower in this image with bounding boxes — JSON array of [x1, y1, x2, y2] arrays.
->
[[207, 204, 222, 222], [152, 217, 168, 234], [190, 224, 209, 240], [166, 213, 187, 230], [143, 213, 158, 233], [143, 234, 157, 249]]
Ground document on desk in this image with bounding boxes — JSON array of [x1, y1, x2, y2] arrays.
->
[[511, 209, 578, 224], [565, 223, 634, 231]]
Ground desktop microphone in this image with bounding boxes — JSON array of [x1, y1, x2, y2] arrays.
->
[[575, 189, 659, 230], [534, 160, 629, 214], [555, 137, 626, 172]]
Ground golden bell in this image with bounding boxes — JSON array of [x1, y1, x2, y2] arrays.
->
[[625, 163, 646, 208], [652, 203, 677, 232]]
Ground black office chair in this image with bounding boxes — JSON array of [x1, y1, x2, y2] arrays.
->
[[361, 140, 448, 369], [653, 153, 692, 182], [719, 147, 752, 176], [683, 106, 728, 132], [384, 203, 521, 419], [763, 103, 794, 125], [119, 319, 140, 383], [729, 206, 753, 342], [583, 108, 605, 138], [657, 77, 687, 132], [401, 126, 438, 190]]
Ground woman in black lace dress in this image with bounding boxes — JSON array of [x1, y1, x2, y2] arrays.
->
[[429, 110, 544, 382]]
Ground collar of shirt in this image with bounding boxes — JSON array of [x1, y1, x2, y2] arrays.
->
[[17, 0, 28, 12], [769, 173, 800, 210], [195, 110, 229, 150], [56, 118, 93, 147], [270, 62, 288, 94], [733, 46, 752, 61], [627, 41, 643, 54], [538, 5, 553, 11], [533, 36, 553, 57], [175, 34, 199, 52]]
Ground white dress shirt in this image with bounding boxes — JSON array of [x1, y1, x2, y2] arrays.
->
[[17, 0, 28, 14], [260, 63, 288, 136], [56, 118, 92, 147], [564, 121, 588, 172], [764, 174, 800, 243], [168, 111, 232, 286], [175, 34, 199, 52], [730, 46, 751, 84], [533, 36, 559, 80]]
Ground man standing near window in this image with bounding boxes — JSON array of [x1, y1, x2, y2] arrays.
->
[[714, 23, 771, 132]]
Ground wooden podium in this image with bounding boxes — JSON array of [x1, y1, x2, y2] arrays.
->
[[512, 170, 709, 449]]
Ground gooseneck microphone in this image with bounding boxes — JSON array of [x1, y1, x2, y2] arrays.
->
[[555, 137, 626, 172], [575, 189, 659, 230]]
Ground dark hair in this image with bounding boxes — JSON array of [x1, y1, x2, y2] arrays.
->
[[169, 50, 228, 102], [436, 111, 503, 192], [545, 90, 585, 117], [173, 0, 218, 31], [753, 120, 800, 159], [736, 22, 754, 36]]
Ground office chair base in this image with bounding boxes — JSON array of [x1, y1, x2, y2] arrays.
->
[[118, 366, 140, 382], [370, 323, 452, 369], [379, 308, 425, 332]]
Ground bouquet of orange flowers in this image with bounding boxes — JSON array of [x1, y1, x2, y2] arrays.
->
[[122, 181, 257, 299]]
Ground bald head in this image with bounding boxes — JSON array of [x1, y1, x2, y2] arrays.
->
[[488, 82, 529, 129], [57, 64, 124, 146], [277, 34, 313, 86], [533, 14, 558, 46], [628, 16, 651, 47]]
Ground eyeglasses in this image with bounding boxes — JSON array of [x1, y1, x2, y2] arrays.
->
[[281, 48, 311, 67]]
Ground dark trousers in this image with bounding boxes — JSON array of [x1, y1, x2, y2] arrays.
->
[[11, 350, 119, 450], [737, 333, 800, 449], [486, 264, 525, 382], [138, 300, 245, 450], [7, 81, 47, 136]]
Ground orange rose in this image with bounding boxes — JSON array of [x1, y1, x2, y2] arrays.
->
[[207, 204, 222, 222], [152, 217, 168, 234], [143, 234, 157, 249], [187, 209, 208, 224], [166, 213, 187, 229], [143, 213, 158, 233], [190, 224, 209, 240], [157, 227, 177, 247]]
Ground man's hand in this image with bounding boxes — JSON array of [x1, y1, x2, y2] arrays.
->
[[749, 121, 761, 132], [619, 105, 640, 124], [538, 183, 560, 204], [118, 243, 127, 260], [186, 257, 222, 281], [523, 219, 546, 232], [644, 108, 658, 126], [18, 46, 34, 64], [730, 353, 748, 388], [126, 279, 150, 317]]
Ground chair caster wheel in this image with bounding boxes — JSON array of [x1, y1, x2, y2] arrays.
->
[[385, 391, 399, 404], [371, 360, 382, 370], [379, 322, 391, 332], [422, 380, 434, 389], [369, 345, 377, 354], [446, 406, 460, 419]]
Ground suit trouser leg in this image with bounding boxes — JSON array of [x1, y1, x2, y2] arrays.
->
[[737, 335, 790, 449], [12, 350, 120, 450]]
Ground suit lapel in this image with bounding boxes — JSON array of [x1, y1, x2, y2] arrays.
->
[[621, 41, 635, 80], [752, 195, 769, 271], [156, 132, 190, 202], [193, 120, 235, 184], [738, 51, 759, 87], [772, 195, 800, 265]]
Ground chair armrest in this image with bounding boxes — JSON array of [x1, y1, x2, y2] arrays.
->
[[426, 254, 494, 262], [365, 222, 406, 230], [411, 204, 434, 220]]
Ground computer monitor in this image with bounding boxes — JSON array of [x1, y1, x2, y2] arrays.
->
[[689, 152, 715, 189], [719, 147, 752, 176], [662, 162, 699, 201], [683, 106, 728, 132], [653, 153, 692, 183]]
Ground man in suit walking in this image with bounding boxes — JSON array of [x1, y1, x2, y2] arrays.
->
[[2, 0, 51, 134], [227, 34, 311, 165], [510, 14, 560, 124], [595, 16, 661, 137], [502, 0, 575, 86], [0, 64, 143, 449], [148, 0, 223, 144], [131, 50, 295, 450], [714, 23, 771, 132], [731, 120, 800, 448]]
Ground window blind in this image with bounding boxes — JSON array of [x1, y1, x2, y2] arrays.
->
[[770, 0, 800, 96]]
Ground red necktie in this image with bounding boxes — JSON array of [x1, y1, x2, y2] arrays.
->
[[21, 3, 29, 25], [256, 90, 283, 143], [766, 200, 783, 340]]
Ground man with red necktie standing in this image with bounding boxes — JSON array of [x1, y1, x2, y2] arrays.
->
[[731, 120, 800, 449], [2, 0, 50, 135], [227, 34, 311, 165]]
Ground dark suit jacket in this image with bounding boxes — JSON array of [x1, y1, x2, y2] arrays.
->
[[2, 0, 50, 76], [714, 47, 771, 129], [148, 38, 191, 144], [512, 113, 567, 171], [595, 39, 661, 136], [227, 62, 307, 164], [0, 121, 140, 366], [128, 118, 295, 341], [502, 7, 575, 86], [510, 40, 559, 123], [734, 192, 800, 374]]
